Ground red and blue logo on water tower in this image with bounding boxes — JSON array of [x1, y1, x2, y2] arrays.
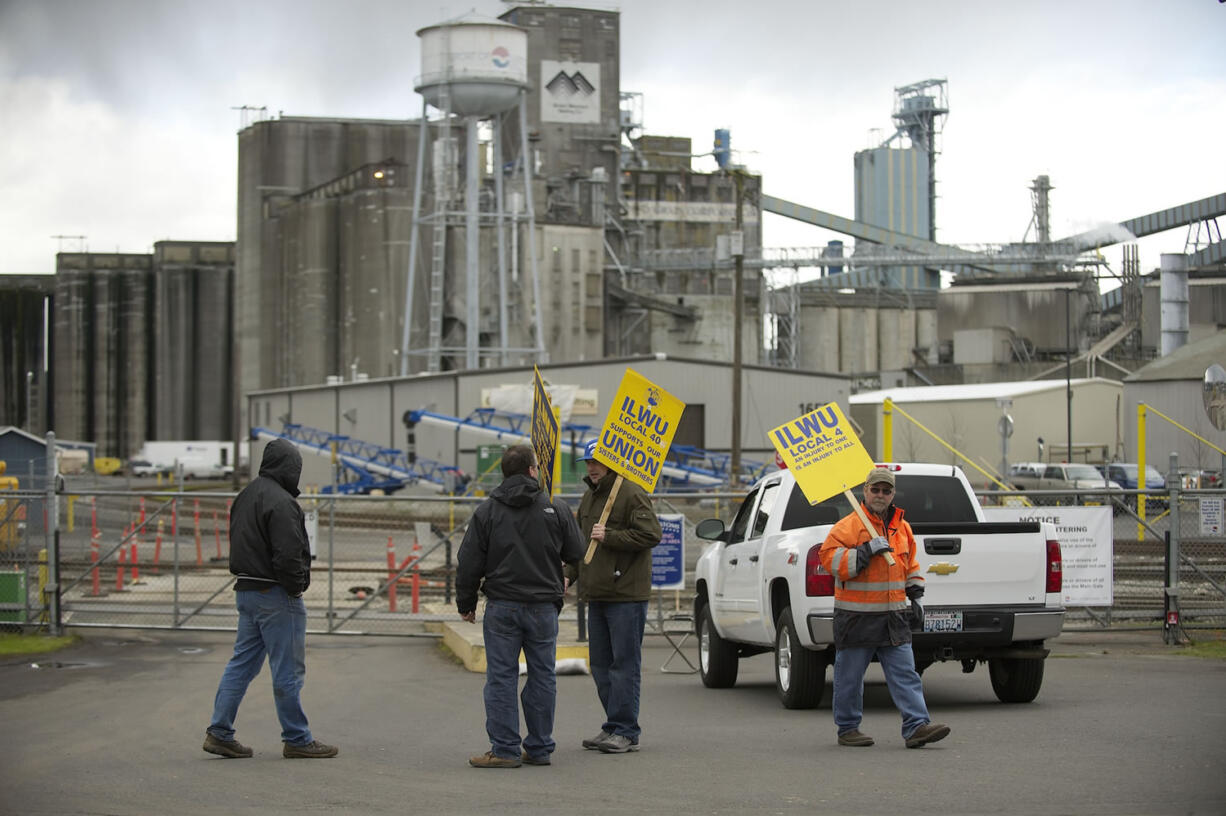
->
[[491, 46, 510, 68]]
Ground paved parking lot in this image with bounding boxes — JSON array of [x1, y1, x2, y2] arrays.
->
[[2, 629, 1224, 815]]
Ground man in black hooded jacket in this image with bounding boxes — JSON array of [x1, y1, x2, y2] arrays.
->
[[203, 439, 337, 759], [457, 444, 585, 768]]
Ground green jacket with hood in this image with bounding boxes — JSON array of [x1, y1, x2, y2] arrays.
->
[[566, 469, 662, 602]]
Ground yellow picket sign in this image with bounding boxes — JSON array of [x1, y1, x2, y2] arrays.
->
[[584, 369, 685, 563], [531, 366, 562, 497], [769, 402, 894, 565]]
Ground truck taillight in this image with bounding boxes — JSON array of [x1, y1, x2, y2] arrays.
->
[[805, 545, 834, 596], [1046, 539, 1062, 594]]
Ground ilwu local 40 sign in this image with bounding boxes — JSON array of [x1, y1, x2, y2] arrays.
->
[[770, 402, 873, 505], [592, 369, 685, 493]]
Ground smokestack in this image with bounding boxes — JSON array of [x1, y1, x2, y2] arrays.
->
[[1159, 253, 1189, 356]]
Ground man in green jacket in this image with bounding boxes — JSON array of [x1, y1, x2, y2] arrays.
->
[[566, 439, 662, 754]]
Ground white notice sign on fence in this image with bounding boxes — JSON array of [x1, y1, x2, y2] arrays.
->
[[1200, 497, 1224, 536], [982, 506, 1113, 607]]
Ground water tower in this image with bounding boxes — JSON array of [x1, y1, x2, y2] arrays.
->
[[401, 14, 542, 373]]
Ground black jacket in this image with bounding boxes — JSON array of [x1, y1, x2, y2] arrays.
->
[[229, 439, 311, 595], [455, 473, 585, 615]]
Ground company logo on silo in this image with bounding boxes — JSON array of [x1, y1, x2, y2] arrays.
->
[[544, 70, 595, 97], [491, 46, 510, 69]]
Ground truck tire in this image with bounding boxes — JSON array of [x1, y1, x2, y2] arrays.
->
[[773, 607, 827, 709], [989, 656, 1045, 703], [698, 604, 738, 688]]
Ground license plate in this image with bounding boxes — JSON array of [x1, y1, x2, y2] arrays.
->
[[923, 611, 963, 633]]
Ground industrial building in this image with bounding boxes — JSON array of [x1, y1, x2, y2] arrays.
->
[[245, 355, 849, 491], [0, 2, 1222, 466], [46, 242, 233, 459]]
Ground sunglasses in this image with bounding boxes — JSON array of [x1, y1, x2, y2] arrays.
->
[[866, 485, 894, 495]]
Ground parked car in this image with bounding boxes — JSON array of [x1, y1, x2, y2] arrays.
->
[[1096, 463, 1167, 510], [128, 459, 168, 478], [1008, 462, 1123, 508]]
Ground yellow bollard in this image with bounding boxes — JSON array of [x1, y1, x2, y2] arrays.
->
[[1137, 403, 1147, 541], [882, 398, 894, 462]]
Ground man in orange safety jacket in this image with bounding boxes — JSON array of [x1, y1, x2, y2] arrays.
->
[[818, 466, 950, 749]]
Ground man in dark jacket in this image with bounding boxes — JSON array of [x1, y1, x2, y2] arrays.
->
[[565, 439, 662, 754], [457, 444, 585, 769], [203, 439, 337, 760]]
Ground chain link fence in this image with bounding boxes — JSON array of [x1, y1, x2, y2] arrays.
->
[[977, 486, 1226, 629], [2, 483, 1222, 635]]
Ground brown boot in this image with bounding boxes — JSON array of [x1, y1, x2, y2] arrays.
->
[[203, 733, 253, 758], [837, 729, 874, 747], [469, 751, 521, 768], [905, 722, 950, 748], [282, 739, 339, 758]]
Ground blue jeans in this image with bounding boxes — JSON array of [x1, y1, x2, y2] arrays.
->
[[587, 600, 648, 741], [208, 587, 312, 745], [482, 599, 560, 760], [833, 642, 931, 739]]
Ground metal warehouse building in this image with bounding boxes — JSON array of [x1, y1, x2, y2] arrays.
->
[[246, 355, 849, 490], [850, 378, 1126, 487]]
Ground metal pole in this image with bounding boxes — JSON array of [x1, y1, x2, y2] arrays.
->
[[328, 450, 337, 630], [174, 467, 183, 625], [465, 116, 480, 370], [493, 115, 509, 365], [26, 371, 33, 432], [1165, 451, 1181, 644], [44, 432, 60, 635], [518, 91, 544, 362], [400, 99, 430, 376], [730, 171, 744, 483], [1065, 289, 1072, 460]]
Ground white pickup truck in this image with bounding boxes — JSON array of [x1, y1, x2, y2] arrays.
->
[[692, 463, 1065, 707]]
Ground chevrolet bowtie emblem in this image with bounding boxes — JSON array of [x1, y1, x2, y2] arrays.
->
[[927, 562, 959, 575]]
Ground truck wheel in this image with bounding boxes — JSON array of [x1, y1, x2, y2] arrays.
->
[[698, 604, 738, 688], [774, 607, 827, 709], [989, 656, 1045, 703]]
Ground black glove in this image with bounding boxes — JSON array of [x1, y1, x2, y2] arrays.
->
[[910, 598, 924, 629], [906, 585, 924, 601], [855, 535, 893, 561]]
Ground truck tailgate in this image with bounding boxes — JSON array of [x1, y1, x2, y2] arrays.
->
[[911, 522, 1049, 607]]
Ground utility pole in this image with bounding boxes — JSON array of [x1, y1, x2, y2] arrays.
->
[[730, 170, 744, 484]]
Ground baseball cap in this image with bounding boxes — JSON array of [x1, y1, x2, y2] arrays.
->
[[578, 439, 599, 462], [865, 466, 895, 487]]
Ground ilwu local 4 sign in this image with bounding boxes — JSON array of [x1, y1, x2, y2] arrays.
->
[[770, 401, 874, 505], [591, 369, 685, 493]]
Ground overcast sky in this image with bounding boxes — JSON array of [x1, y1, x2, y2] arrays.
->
[[2, 0, 1223, 283]]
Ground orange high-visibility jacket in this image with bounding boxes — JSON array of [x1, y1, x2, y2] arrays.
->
[[819, 503, 924, 613]]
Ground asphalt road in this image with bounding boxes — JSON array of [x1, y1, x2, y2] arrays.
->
[[2, 630, 1224, 816]]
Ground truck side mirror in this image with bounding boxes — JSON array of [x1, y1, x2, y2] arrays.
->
[[695, 518, 727, 541]]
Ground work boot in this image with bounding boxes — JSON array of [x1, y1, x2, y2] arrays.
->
[[837, 729, 875, 747], [905, 722, 950, 748], [521, 751, 551, 766], [469, 751, 522, 768], [582, 729, 613, 750], [282, 739, 339, 758], [596, 734, 639, 754], [203, 732, 253, 758]]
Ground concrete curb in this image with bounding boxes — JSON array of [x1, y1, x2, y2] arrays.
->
[[441, 619, 591, 673]]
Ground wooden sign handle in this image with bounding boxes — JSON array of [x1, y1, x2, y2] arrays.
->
[[583, 474, 624, 564], [844, 488, 896, 566]]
